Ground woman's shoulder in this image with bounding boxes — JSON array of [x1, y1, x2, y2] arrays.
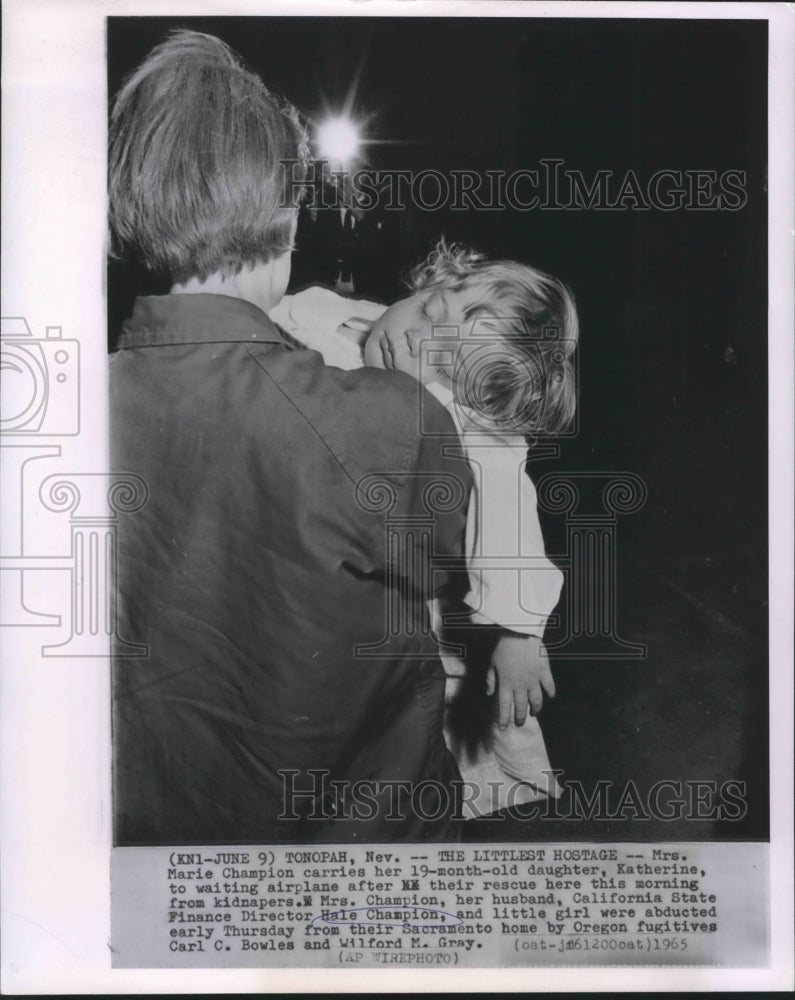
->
[[258, 346, 456, 474]]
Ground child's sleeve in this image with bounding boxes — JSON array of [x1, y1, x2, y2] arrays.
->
[[269, 287, 386, 370], [462, 434, 563, 637]]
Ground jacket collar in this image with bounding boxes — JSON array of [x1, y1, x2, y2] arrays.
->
[[117, 294, 286, 349]]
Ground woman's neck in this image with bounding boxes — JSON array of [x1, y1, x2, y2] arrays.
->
[[170, 255, 289, 315], [171, 273, 238, 297]]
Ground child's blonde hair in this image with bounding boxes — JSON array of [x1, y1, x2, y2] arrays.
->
[[409, 240, 578, 436]]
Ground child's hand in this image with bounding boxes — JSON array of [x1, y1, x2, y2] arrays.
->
[[491, 633, 555, 729], [336, 317, 373, 349]]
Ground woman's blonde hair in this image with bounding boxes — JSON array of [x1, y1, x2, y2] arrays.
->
[[410, 240, 578, 436], [109, 30, 309, 283]]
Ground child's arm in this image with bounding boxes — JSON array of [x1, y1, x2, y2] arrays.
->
[[269, 287, 385, 369], [270, 286, 385, 335], [335, 316, 375, 350], [459, 435, 564, 725], [464, 439, 563, 633]]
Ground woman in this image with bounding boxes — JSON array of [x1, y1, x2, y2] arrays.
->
[[109, 30, 470, 845]]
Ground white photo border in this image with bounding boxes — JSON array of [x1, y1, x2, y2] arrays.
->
[[1, 0, 792, 993]]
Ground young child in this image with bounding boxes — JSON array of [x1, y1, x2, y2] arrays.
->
[[270, 240, 578, 818]]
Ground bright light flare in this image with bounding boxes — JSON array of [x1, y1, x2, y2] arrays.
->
[[316, 117, 361, 165]]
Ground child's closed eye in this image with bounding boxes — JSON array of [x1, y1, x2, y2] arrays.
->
[[422, 292, 446, 324]]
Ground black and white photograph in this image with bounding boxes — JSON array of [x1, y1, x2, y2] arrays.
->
[[107, 13, 769, 846], [2, 0, 793, 992]]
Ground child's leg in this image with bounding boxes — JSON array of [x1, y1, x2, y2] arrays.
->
[[440, 623, 559, 816], [491, 716, 563, 798]]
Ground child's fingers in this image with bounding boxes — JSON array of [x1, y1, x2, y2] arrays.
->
[[342, 316, 375, 333], [539, 665, 556, 699], [337, 320, 372, 348], [514, 692, 529, 726], [485, 666, 496, 696], [497, 689, 514, 730], [528, 681, 544, 716], [405, 330, 419, 356]]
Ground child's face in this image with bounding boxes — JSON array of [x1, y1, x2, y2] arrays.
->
[[363, 285, 479, 389]]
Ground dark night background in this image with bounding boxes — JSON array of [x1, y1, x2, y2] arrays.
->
[[108, 17, 768, 841]]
